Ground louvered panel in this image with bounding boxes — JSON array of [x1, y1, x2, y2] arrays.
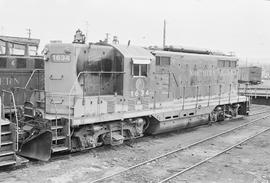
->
[[107, 100, 115, 113], [142, 97, 150, 109], [128, 99, 136, 111]]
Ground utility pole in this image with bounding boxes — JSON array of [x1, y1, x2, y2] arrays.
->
[[85, 21, 89, 42], [163, 20, 166, 49], [26, 28, 31, 38]]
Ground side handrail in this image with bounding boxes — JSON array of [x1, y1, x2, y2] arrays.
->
[[51, 99, 59, 143], [171, 72, 179, 87], [238, 85, 270, 97], [24, 69, 44, 89], [0, 97, 2, 147], [13, 69, 44, 103], [1, 90, 19, 151]]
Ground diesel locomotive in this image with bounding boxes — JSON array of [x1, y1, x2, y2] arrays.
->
[[1, 31, 249, 164], [0, 35, 44, 167]]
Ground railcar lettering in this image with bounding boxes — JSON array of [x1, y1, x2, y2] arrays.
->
[[131, 90, 149, 97], [0, 77, 19, 85]]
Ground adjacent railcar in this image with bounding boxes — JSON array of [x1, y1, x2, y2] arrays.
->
[[0, 36, 44, 114], [0, 36, 44, 167], [238, 66, 262, 85], [17, 33, 248, 161]]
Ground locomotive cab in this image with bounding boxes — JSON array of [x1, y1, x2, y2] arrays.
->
[[36, 42, 155, 152], [130, 59, 151, 100], [42, 42, 154, 116], [115, 45, 154, 111]]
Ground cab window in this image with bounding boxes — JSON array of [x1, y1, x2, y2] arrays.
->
[[132, 64, 148, 77], [141, 64, 147, 76], [0, 57, 7, 68], [134, 64, 140, 76]]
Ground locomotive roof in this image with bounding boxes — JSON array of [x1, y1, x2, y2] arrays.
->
[[111, 44, 154, 60], [239, 66, 262, 69], [152, 50, 238, 61], [0, 35, 40, 46]]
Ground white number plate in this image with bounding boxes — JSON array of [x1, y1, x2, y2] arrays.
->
[[51, 54, 71, 62]]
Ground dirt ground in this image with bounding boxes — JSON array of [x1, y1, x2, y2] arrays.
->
[[173, 132, 270, 183], [1, 113, 270, 183]]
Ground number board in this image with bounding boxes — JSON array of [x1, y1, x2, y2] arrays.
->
[[51, 54, 71, 63]]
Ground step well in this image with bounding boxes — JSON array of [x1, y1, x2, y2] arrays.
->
[[52, 146, 69, 153], [0, 160, 16, 167]]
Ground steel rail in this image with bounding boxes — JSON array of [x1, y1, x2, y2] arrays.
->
[[158, 126, 270, 183], [89, 114, 270, 183], [50, 110, 268, 162], [250, 106, 269, 111], [249, 109, 270, 116]]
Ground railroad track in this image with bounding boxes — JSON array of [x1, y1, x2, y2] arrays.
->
[[89, 112, 270, 183], [49, 108, 268, 162], [158, 131, 270, 183], [250, 108, 270, 116], [250, 104, 270, 112], [48, 108, 270, 161]]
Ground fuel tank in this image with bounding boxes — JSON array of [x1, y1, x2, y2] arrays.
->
[[146, 114, 210, 134]]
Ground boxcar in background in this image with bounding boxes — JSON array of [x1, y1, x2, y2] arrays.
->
[[238, 66, 262, 85]]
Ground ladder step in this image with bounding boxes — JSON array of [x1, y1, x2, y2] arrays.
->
[[24, 106, 34, 110], [52, 146, 69, 153], [24, 114, 34, 118], [0, 121, 10, 126], [1, 141, 13, 146], [36, 100, 45, 103], [1, 131, 11, 136], [0, 151, 14, 157], [51, 126, 64, 130], [16, 155, 29, 165], [52, 136, 66, 141], [0, 160, 16, 167]]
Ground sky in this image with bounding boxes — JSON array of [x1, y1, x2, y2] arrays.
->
[[0, 0, 270, 64]]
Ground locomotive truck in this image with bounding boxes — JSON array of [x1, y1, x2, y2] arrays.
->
[[1, 31, 249, 164]]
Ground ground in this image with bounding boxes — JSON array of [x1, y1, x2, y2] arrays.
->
[[1, 114, 270, 183]]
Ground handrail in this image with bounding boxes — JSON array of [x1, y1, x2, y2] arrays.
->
[[12, 69, 44, 104], [1, 90, 19, 151], [171, 72, 179, 87], [24, 69, 44, 89], [195, 86, 199, 110], [64, 71, 239, 145], [52, 99, 59, 144], [208, 85, 211, 106], [0, 97, 2, 147], [13, 87, 44, 92]]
